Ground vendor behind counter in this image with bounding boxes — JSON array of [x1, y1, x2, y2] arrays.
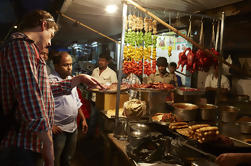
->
[[205, 66, 230, 104], [146, 57, 178, 86]]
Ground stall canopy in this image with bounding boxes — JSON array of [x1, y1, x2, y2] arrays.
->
[[53, 0, 243, 46]]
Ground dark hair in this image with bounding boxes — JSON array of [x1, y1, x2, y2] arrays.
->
[[99, 53, 111, 61], [19, 10, 59, 32], [169, 62, 177, 68], [52, 51, 71, 64], [157, 57, 168, 67]]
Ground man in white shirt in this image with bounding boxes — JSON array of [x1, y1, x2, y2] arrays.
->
[[92, 53, 118, 86], [205, 67, 230, 91], [89, 53, 118, 138], [91, 53, 118, 102], [49, 52, 88, 166], [205, 66, 230, 104]]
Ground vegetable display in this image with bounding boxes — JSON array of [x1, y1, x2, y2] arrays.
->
[[123, 14, 158, 76]]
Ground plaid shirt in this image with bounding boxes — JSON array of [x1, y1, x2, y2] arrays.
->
[[0, 32, 72, 152]]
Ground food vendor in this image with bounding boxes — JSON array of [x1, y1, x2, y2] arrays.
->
[[92, 53, 118, 86], [205, 66, 230, 104], [168, 62, 181, 87], [147, 57, 172, 84]]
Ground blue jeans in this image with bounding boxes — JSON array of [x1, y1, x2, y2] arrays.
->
[[87, 101, 98, 137], [0, 147, 43, 166], [53, 129, 78, 166]]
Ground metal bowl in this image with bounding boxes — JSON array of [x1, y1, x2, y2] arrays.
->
[[129, 122, 150, 132], [239, 122, 251, 134], [219, 106, 240, 122], [199, 104, 218, 121], [173, 103, 199, 121], [128, 130, 150, 146]]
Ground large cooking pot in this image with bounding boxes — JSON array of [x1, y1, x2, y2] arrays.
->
[[239, 122, 251, 134], [235, 95, 250, 102], [173, 103, 199, 121], [199, 104, 218, 121], [219, 106, 240, 122]]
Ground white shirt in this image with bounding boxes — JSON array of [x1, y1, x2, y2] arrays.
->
[[49, 73, 82, 133], [91, 67, 117, 101], [205, 73, 230, 90], [122, 73, 141, 85], [92, 67, 117, 85]]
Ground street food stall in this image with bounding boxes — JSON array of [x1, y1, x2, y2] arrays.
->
[[55, 0, 251, 165], [107, 1, 251, 166]]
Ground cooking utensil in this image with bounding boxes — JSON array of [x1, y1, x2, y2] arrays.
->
[[235, 95, 249, 102], [173, 103, 199, 121], [114, 117, 128, 140], [239, 121, 251, 134], [219, 106, 239, 122], [129, 122, 150, 132], [128, 130, 149, 147], [199, 104, 218, 121]]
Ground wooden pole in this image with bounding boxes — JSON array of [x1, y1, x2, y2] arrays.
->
[[59, 12, 120, 44], [125, 0, 241, 72], [215, 12, 225, 105], [115, 2, 128, 134], [126, 0, 205, 50]]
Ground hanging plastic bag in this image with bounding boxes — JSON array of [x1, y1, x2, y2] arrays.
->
[[199, 19, 204, 46], [222, 55, 232, 75], [211, 21, 215, 48], [187, 16, 192, 38]]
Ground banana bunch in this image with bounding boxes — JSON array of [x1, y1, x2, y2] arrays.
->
[[136, 31, 144, 47], [134, 46, 144, 61], [144, 32, 152, 48], [144, 47, 151, 61], [152, 35, 157, 48], [123, 46, 129, 60], [152, 47, 156, 60], [168, 46, 172, 57]]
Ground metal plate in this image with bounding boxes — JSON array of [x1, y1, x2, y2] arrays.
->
[[151, 113, 172, 125], [131, 87, 175, 93], [87, 88, 129, 94], [176, 87, 204, 96]]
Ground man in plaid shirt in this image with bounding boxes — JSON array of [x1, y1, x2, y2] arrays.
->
[[0, 10, 103, 166]]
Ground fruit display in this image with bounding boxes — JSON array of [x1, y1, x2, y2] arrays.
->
[[123, 14, 158, 76]]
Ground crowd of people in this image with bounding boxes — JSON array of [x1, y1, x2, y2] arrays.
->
[[0, 9, 250, 166]]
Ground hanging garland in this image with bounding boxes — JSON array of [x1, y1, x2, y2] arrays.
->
[[123, 11, 158, 76]]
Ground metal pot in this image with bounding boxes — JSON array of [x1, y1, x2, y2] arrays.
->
[[219, 106, 240, 122], [128, 130, 150, 147], [129, 122, 150, 132], [239, 122, 251, 134], [235, 95, 250, 102], [199, 104, 218, 121], [173, 103, 199, 121]]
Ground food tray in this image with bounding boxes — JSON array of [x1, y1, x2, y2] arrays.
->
[[151, 113, 177, 125], [87, 88, 129, 94], [173, 128, 251, 156], [151, 118, 171, 125], [176, 87, 204, 96], [131, 87, 176, 93]]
